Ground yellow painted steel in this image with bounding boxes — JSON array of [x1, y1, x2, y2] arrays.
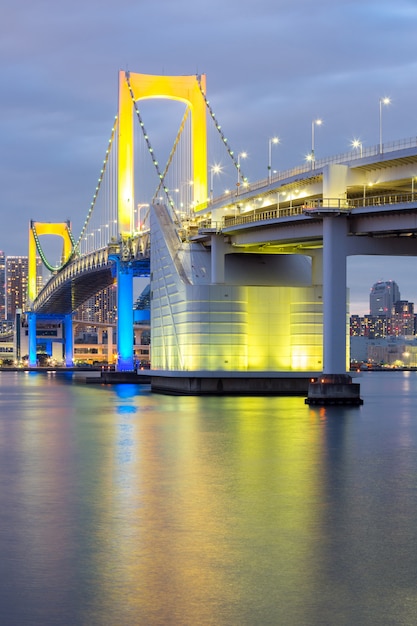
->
[[28, 222, 73, 302], [118, 71, 208, 235]]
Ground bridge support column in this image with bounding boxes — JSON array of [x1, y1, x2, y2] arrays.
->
[[311, 249, 323, 285], [107, 326, 114, 365], [116, 261, 134, 371], [306, 214, 363, 405], [64, 314, 74, 367], [211, 234, 225, 283], [28, 312, 37, 367], [322, 215, 348, 374]]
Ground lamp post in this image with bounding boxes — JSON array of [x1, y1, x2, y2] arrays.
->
[[210, 164, 221, 202], [268, 137, 279, 183], [379, 97, 390, 154], [311, 119, 322, 169], [237, 151, 247, 195], [351, 139, 363, 157]]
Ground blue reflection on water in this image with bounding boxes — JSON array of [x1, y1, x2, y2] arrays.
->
[[1, 371, 417, 625]]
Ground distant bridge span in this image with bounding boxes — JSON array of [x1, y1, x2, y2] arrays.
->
[[33, 240, 150, 315]]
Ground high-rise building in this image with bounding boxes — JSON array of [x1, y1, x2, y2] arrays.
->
[[390, 300, 415, 336], [369, 280, 400, 317], [5, 256, 29, 320], [76, 284, 117, 324], [0, 251, 5, 321]]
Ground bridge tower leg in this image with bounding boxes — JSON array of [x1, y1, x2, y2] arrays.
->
[[64, 314, 74, 367], [28, 312, 37, 367], [116, 261, 134, 371]]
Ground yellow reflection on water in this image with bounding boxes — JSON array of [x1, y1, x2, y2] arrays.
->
[[96, 394, 326, 624], [4, 373, 417, 624]]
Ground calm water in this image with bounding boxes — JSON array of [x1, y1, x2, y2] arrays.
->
[[1, 371, 417, 625]]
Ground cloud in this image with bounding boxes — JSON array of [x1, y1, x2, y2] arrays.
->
[[1, 0, 417, 312]]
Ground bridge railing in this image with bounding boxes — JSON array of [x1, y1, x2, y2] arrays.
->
[[202, 194, 417, 231], [220, 198, 350, 228], [208, 136, 417, 209], [350, 192, 417, 208]]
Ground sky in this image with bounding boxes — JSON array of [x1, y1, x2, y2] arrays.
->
[[1, 0, 417, 315]]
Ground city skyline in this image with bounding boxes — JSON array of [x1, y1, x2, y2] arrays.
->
[[2, 243, 414, 320], [1, 1, 417, 314]]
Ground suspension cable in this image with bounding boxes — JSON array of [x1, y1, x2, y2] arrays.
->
[[31, 222, 76, 273], [152, 106, 191, 205], [72, 116, 119, 254], [196, 74, 248, 185], [124, 72, 179, 223]]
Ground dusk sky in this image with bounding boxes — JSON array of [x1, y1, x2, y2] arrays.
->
[[1, 0, 417, 314]]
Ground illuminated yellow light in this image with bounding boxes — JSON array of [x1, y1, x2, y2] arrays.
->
[[28, 222, 73, 302], [118, 71, 208, 233]]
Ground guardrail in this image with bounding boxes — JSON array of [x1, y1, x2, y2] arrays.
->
[[198, 194, 417, 231], [206, 136, 417, 210], [350, 193, 417, 208], [221, 199, 350, 228]]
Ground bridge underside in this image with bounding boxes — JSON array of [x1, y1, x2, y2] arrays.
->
[[34, 268, 115, 315], [32, 257, 150, 316]]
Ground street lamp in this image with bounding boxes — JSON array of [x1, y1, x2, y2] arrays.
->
[[268, 137, 279, 182], [311, 119, 322, 169], [412, 176, 417, 200], [237, 151, 247, 195], [379, 97, 390, 154], [351, 139, 363, 157], [210, 164, 222, 202]]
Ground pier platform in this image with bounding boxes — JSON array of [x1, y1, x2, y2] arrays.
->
[[85, 370, 151, 384], [136, 370, 313, 395], [305, 374, 363, 405]]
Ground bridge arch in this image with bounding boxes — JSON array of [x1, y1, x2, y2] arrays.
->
[[28, 221, 73, 303], [118, 71, 208, 235]]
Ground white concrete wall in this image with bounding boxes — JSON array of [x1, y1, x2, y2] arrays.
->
[[150, 204, 324, 372]]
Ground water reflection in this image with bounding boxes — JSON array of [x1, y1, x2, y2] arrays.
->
[[1, 372, 417, 624]]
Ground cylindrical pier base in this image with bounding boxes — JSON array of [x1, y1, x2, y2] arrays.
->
[[305, 374, 363, 405]]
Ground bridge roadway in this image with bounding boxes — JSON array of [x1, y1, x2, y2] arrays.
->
[[30, 141, 417, 387], [32, 235, 150, 315], [33, 142, 417, 315], [200, 141, 417, 250]]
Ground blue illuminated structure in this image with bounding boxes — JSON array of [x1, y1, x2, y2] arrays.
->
[[27, 312, 73, 367], [64, 314, 73, 367], [116, 260, 134, 371], [28, 312, 37, 367]]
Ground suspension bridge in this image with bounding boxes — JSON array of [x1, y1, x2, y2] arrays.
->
[[26, 70, 417, 397]]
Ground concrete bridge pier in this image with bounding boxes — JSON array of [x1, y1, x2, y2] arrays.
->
[[116, 260, 134, 371], [307, 205, 363, 405], [64, 314, 74, 367], [322, 214, 348, 375], [28, 312, 37, 367]]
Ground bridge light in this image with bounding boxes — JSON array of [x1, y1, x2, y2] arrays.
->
[[210, 164, 222, 202], [237, 152, 247, 195], [311, 119, 322, 169], [379, 97, 391, 154], [351, 138, 363, 157], [268, 136, 280, 182]]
